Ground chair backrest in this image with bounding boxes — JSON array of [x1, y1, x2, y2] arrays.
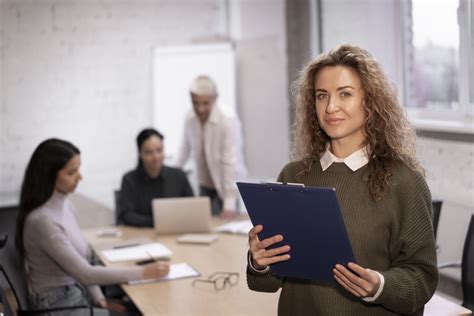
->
[[0, 233, 15, 316], [0, 205, 29, 313], [0, 267, 16, 316], [0, 235, 31, 311], [114, 190, 122, 225], [462, 214, 474, 310], [0, 207, 92, 316], [432, 200, 443, 239], [1, 264, 22, 316]]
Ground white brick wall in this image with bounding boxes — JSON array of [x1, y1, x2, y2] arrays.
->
[[0, 0, 227, 208], [418, 137, 474, 261], [0, 0, 292, 216]]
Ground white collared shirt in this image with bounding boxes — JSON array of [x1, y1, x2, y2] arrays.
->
[[176, 105, 247, 211], [319, 146, 369, 171]]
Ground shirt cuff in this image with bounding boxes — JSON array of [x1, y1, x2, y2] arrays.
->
[[247, 251, 270, 274], [362, 271, 385, 302]]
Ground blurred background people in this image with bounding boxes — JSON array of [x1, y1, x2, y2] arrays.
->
[[176, 75, 247, 220], [16, 138, 170, 314], [119, 128, 193, 227]]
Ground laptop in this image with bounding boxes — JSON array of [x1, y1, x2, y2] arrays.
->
[[152, 196, 212, 234]]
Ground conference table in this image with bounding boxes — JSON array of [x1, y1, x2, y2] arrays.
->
[[84, 217, 279, 315], [84, 218, 471, 316]]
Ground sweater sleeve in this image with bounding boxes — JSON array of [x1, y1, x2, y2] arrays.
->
[[374, 170, 438, 314], [119, 175, 153, 227], [37, 218, 144, 286]]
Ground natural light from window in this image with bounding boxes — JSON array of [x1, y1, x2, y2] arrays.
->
[[408, 0, 460, 112]]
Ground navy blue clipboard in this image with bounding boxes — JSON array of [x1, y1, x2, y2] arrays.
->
[[237, 182, 355, 282]]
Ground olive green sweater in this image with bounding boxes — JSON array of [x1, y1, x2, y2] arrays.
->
[[247, 161, 438, 315]]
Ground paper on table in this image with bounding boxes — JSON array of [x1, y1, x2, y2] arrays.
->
[[127, 263, 200, 285], [101, 243, 172, 263], [96, 228, 123, 238], [215, 220, 253, 235], [176, 234, 218, 244]]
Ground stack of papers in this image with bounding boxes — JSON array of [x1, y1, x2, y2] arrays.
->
[[101, 243, 172, 263], [215, 220, 253, 235], [127, 263, 200, 285]]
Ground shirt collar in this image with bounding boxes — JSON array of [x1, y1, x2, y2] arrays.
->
[[320, 145, 369, 171]]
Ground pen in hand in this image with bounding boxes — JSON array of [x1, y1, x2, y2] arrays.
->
[[112, 243, 140, 249], [136, 251, 156, 265]]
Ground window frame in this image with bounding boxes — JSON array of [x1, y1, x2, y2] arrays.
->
[[400, 0, 473, 134]]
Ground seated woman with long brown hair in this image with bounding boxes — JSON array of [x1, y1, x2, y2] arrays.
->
[[16, 138, 170, 315]]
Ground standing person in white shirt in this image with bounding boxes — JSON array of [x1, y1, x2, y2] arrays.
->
[[176, 75, 247, 220]]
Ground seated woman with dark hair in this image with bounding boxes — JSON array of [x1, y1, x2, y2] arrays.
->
[[16, 138, 170, 315], [119, 128, 194, 227]]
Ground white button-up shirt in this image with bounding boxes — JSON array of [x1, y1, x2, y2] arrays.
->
[[176, 105, 247, 211]]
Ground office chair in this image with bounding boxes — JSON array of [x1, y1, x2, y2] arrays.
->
[[0, 235, 92, 316], [438, 214, 474, 310], [432, 200, 443, 239], [461, 214, 474, 310]]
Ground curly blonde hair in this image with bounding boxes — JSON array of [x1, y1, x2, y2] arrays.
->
[[292, 44, 422, 200]]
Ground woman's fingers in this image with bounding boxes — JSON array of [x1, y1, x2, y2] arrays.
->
[[248, 225, 263, 240], [157, 262, 170, 276], [333, 263, 380, 298], [333, 267, 368, 297], [254, 244, 291, 259], [253, 253, 291, 267], [248, 225, 291, 269], [334, 274, 362, 297], [143, 261, 170, 279], [250, 233, 285, 252]]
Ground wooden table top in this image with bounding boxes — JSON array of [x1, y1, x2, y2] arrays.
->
[[84, 218, 279, 316], [84, 219, 472, 316]]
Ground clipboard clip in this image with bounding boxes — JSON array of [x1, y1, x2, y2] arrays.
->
[[265, 181, 305, 187], [265, 181, 305, 192], [286, 182, 305, 187]]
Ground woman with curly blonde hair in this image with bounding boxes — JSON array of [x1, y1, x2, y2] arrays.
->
[[246, 45, 438, 315]]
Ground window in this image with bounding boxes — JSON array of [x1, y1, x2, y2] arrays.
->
[[402, 0, 473, 132]]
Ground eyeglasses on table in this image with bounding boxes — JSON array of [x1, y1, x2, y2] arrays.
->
[[192, 272, 239, 291]]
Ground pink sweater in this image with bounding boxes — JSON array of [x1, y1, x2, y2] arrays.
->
[[23, 191, 143, 303]]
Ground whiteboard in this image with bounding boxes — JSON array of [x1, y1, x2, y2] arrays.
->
[[153, 43, 236, 160]]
